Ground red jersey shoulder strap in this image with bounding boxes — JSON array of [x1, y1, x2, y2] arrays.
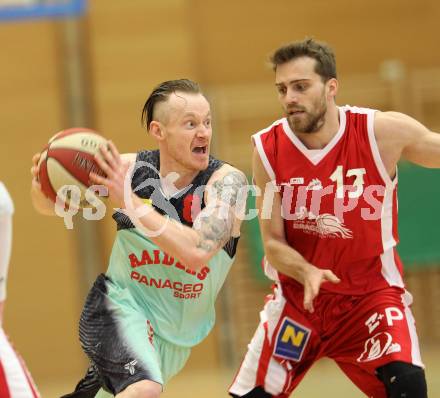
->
[[252, 119, 284, 181]]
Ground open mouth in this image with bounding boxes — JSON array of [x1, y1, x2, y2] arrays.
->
[[289, 110, 305, 116], [192, 146, 207, 154]]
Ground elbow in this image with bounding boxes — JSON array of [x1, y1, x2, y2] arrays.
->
[[264, 236, 289, 266], [179, 249, 211, 271], [264, 237, 283, 258]]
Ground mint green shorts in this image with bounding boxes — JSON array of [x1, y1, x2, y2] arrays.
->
[[93, 332, 190, 397], [71, 274, 191, 396]]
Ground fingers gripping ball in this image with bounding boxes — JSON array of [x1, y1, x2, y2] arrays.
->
[[38, 128, 108, 208]]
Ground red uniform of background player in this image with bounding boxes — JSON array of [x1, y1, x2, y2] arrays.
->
[[229, 38, 440, 398], [0, 182, 40, 398]]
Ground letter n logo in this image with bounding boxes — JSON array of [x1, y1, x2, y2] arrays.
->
[[274, 317, 311, 362]]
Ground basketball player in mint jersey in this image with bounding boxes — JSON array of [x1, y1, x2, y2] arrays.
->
[[31, 79, 248, 398], [229, 39, 440, 398]]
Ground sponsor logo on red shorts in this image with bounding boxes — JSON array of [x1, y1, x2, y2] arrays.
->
[[358, 307, 404, 362], [273, 317, 311, 362], [357, 332, 402, 362]]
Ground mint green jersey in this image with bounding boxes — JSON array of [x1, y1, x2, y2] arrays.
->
[[104, 150, 238, 348], [105, 228, 235, 347], [65, 152, 241, 397]]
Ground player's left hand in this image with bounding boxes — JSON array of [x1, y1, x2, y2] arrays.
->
[[302, 266, 340, 313], [90, 141, 131, 209]]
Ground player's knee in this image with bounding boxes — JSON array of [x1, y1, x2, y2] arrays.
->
[[376, 361, 427, 398], [229, 386, 272, 398], [116, 380, 162, 398]]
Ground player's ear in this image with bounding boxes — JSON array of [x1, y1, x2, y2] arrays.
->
[[326, 78, 338, 100], [149, 121, 166, 141]]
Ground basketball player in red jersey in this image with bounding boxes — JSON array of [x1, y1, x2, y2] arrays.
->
[[229, 39, 439, 397], [0, 182, 40, 398]]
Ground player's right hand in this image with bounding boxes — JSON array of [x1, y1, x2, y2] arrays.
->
[[30, 152, 56, 215], [30, 152, 46, 195], [90, 141, 131, 209], [302, 266, 340, 313], [31, 152, 41, 183]]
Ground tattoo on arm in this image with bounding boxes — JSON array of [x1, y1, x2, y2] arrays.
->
[[195, 207, 232, 252], [195, 171, 247, 253], [211, 170, 248, 206]]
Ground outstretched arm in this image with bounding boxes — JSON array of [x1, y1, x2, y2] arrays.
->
[[91, 142, 248, 270], [375, 111, 440, 168], [253, 148, 340, 312]]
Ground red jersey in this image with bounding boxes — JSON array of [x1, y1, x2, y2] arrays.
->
[[254, 105, 405, 296]]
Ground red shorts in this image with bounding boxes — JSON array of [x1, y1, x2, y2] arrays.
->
[[0, 328, 40, 398], [229, 285, 423, 398]]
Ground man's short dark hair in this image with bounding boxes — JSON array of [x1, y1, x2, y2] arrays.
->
[[141, 79, 201, 130], [270, 38, 337, 81]]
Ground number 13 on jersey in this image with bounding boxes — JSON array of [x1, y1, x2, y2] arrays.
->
[[330, 165, 366, 199]]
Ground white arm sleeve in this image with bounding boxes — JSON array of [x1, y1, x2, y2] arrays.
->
[[0, 183, 14, 302]]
